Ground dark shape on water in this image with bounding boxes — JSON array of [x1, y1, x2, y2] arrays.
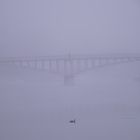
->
[[69, 119, 76, 124]]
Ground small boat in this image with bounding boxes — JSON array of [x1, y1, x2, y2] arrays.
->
[[69, 119, 76, 124]]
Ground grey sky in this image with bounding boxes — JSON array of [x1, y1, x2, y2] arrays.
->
[[1, 0, 140, 56]]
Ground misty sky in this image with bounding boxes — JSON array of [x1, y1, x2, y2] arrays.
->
[[1, 0, 140, 56]]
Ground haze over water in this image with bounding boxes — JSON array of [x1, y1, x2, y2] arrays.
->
[[0, 0, 140, 140]]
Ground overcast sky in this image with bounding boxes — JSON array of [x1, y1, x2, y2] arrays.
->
[[1, 0, 140, 56]]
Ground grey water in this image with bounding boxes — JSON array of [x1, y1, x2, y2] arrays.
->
[[0, 62, 140, 140]]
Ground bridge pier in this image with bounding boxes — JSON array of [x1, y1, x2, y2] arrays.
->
[[64, 74, 74, 86]]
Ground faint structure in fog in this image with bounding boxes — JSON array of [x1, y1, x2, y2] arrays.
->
[[0, 54, 140, 85]]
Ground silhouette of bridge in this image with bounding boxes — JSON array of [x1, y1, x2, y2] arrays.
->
[[0, 54, 140, 85]]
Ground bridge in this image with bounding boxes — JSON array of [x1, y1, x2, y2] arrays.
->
[[0, 53, 140, 85]]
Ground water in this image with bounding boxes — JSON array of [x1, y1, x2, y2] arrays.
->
[[0, 62, 140, 140]]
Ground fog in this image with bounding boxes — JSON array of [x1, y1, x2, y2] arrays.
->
[[0, 61, 140, 140], [0, 0, 140, 140], [1, 0, 140, 56]]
